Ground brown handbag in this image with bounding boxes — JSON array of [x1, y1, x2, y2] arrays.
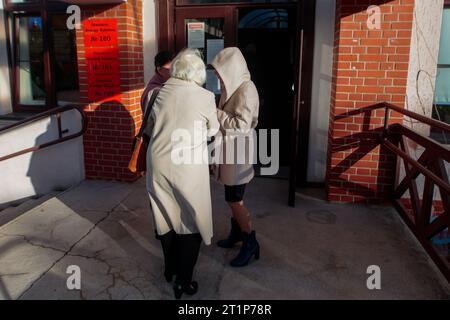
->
[[128, 88, 161, 173]]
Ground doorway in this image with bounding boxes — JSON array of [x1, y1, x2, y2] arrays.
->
[[237, 8, 297, 176], [158, 0, 316, 206]]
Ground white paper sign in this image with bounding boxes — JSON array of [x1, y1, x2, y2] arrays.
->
[[206, 69, 221, 94], [187, 22, 205, 49], [207, 39, 224, 64]]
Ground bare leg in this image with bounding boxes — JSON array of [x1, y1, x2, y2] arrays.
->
[[227, 201, 252, 234]]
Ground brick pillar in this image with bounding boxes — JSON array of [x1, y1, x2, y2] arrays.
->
[[76, 0, 144, 182], [326, 0, 414, 203]]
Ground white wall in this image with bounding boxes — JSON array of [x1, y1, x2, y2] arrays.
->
[[0, 109, 85, 209], [0, 4, 13, 116], [143, 0, 159, 84], [400, 0, 446, 201], [405, 0, 444, 136], [307, 0, 336, 183]]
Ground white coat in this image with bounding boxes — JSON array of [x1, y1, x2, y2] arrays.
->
[[145, 77, 220, 245], [210, 47, 260, 186]]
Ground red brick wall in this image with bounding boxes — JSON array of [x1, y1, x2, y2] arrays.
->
[[75, 0, 144, 182], [326, 0, 414, 203]]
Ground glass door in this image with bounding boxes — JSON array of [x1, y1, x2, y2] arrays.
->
[[175, 7, 236, 53], [11, 10, 80, 112], [174, 4, 305, 207], [14, 15, 47, 109], [175, 7, 235, 94]]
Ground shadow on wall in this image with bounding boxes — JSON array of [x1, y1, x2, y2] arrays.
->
[[327, 0, 410, 202], [0, 109, 85, 210], [82, 100, 138, 182], [78, 1, 148, 182], [25, 111, 85, 197], [338, 0, 394, 17], [327, 105, 396, 203], [26, 117, 61, 195]]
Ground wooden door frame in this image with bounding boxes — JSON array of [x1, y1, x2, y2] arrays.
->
[[157, 0, 176, 53], [157, 0, 302, 52], [156, 0, 317, 206], [5, 1, 75, 113], [289, 0, 316, 206], [11, 12, 54, 113]]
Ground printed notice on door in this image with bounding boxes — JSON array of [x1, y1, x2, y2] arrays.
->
[[83, 19, 121, 103], [187, 22, 205, 49], [207, 39, 224, 64]]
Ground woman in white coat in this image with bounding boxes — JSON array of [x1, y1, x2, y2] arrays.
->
[[210, 47, 260, 267], [144, 49, 220, 299]]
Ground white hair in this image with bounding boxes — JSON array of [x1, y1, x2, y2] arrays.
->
[[170, 48, 206, 86]]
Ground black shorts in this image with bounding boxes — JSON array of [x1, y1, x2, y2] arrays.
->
[[224, 184, 247, 203]]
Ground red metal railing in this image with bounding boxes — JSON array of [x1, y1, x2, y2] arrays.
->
[[378, 102, 450, 282], [0, 105, 87, 162]]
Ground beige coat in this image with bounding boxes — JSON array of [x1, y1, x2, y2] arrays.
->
[[211, 47, 260, 186], [145, 77, 220, 245]]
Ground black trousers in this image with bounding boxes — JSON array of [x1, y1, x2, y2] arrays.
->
[[158, 230, 202, 286]]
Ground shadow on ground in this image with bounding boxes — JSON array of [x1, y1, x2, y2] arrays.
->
[[0, 177, 449, 300]]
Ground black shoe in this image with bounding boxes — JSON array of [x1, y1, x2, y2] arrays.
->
[[173, 281, 198, 300], [217, 218, 244, 248], [230, 231, 260, 267]]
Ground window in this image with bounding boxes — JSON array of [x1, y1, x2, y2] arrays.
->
[[434, 6, 450, 123], [435, 7, 450, 106], [239, 9, 289, 29], [16, 16, 45, 106], [6, 1, 79, 111]]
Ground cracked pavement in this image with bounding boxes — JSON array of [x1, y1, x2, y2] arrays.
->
[[0, 178, 449, 300]]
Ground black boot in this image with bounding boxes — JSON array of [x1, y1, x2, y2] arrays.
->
[[230, 231, 260, 267], [217, 218, 244, 248], [173, 233, 202, 299], [173, 281, 198, 300]]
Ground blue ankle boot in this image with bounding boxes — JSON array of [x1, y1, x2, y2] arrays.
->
[[230, 231, 260, 267]]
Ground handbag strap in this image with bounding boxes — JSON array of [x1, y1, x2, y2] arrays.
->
[[138, 88, 161, 138]]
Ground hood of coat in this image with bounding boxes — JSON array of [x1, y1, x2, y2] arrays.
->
[[210, 47, 251, 103]]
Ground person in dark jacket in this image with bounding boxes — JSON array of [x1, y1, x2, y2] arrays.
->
[[141, 51, 173, 111]]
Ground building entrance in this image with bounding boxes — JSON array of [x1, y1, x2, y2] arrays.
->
[[159, 1, 315, 206]]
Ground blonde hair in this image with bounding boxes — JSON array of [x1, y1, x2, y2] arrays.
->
[[170, 48, 206, 86]]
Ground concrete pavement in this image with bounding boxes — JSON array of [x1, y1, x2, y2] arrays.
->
[[0, 177, 449, 300]]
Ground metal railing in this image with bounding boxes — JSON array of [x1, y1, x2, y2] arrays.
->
[[0, 105, 87, 162]]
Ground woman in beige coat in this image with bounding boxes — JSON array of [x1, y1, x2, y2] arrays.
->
[[210, 47, 260, 267], [144, 49, 220, 299]]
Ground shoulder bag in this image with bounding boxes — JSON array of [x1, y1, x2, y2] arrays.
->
[[128, 88, 160, 173]]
